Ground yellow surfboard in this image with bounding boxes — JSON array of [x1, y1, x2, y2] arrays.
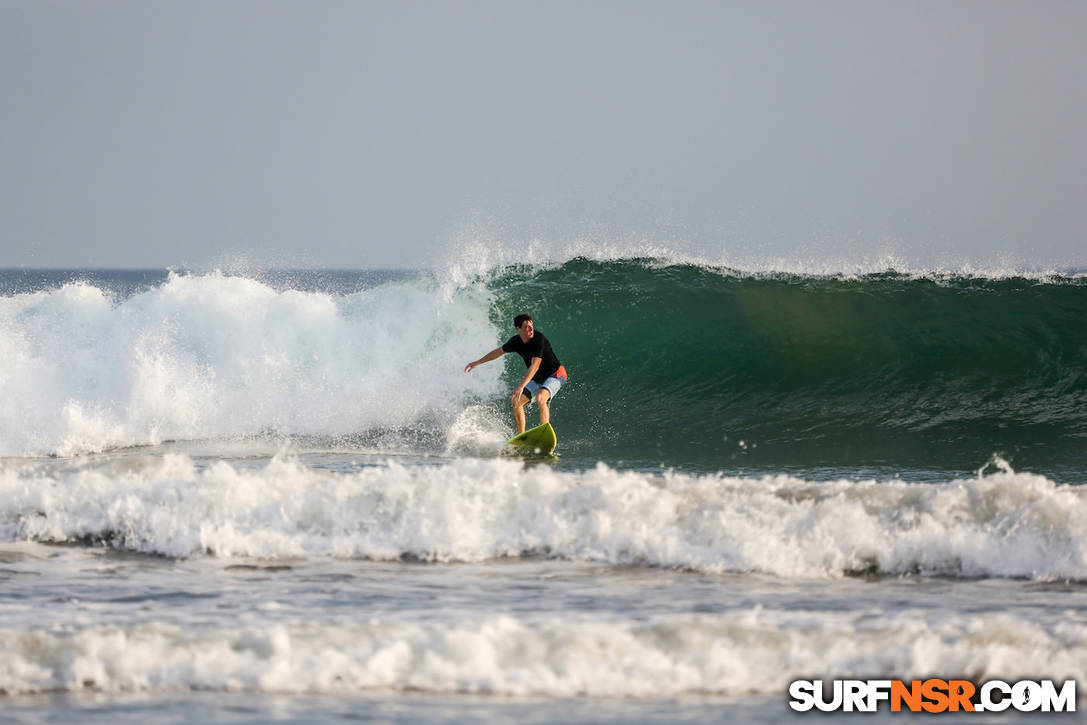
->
[[507, 422, 557, 456]]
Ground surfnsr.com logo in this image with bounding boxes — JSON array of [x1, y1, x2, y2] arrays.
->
[[789, 679, 1076, 713]]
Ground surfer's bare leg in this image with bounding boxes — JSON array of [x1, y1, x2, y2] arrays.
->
[[536, 388, 551, 426], [512, 393, 530, 434]]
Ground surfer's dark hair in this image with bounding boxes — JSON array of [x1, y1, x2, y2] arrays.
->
[[513, 314, 533, 328]]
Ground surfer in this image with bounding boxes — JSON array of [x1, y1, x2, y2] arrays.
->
[[464, 314, 568, 434]]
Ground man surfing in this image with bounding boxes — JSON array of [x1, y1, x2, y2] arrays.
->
[[464, 314, 569, 434]]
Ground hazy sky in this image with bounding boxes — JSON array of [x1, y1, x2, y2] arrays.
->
[[2, 0, 1084, 270]]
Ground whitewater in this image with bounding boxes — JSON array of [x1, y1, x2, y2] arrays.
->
[[2, 262, 1086, 724]]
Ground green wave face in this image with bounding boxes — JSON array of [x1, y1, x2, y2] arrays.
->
[[488, 259, 1087, 473]]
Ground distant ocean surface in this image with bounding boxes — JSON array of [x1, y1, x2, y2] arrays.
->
[[2, 260, 1086, 724]]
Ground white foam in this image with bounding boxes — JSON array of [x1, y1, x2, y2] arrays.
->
[[0, 273, 503, 456], [1, 607, 1083, 697], [3, 455, 1086, 580]]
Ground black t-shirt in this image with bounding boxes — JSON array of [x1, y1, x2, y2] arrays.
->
[[502, 330, 561, 384]]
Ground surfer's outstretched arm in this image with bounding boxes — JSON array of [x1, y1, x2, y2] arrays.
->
[[464, 347, 504, 373]]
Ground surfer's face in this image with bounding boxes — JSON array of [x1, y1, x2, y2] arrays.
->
[[518, 319, 534, 341]]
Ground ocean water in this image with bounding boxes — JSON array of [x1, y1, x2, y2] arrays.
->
[[1, 260, 1086, 723]]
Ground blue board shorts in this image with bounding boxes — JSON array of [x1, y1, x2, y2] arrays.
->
[[525, 367, 568, 402]]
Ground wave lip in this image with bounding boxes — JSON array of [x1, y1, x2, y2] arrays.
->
[[436, 233, 1087, 285], [4, 455, 1086, 580], [1, 608, 1082, 697]]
